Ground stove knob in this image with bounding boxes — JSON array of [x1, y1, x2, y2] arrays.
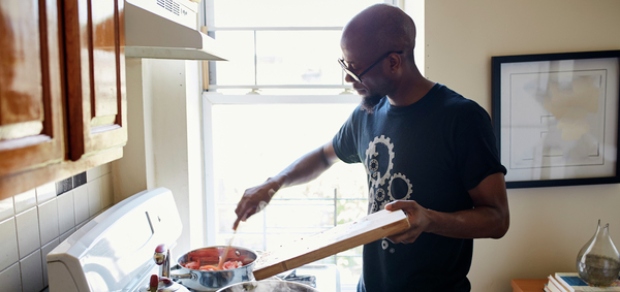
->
[[149, 274, 159, 292], [153, 244, 172, 278], [154, 244, 167, 265]]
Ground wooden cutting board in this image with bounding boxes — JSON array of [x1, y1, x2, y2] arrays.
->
[[252, 209, 410, 280]]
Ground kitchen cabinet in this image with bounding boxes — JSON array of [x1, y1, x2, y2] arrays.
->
[[0, 0, 126, 199]]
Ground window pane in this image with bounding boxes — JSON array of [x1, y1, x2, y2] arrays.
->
[[211, 102, 367, 289], [209, 31, 256, 86], [211, 30, 345, 87], [211, 103, 368, 230], [256, 31, 343, 85], [212, 0, 386, 27]]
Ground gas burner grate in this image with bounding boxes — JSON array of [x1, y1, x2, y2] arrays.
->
[[278, 270, 317, 288]]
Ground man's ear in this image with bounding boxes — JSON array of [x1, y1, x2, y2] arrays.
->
[[388, 53, 402, 73], [388, 53, 403, 75]]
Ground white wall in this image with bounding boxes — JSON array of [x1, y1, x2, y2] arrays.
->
[[113, 58, 206, 256], [420, 0, 620, 291]]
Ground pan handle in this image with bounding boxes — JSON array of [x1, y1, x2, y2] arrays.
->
[[169, 270, 196, 280]]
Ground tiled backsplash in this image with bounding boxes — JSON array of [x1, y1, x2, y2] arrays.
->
[[0, 164, 114, 292]]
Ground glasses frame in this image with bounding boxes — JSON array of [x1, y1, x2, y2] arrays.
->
[[338, 51, 403, 83]]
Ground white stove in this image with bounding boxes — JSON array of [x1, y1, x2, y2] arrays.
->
[[46, 188, 184, 292], [45, 187, 341, 292]]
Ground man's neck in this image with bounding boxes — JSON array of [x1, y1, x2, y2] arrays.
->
[[388, 76, 435, 107]]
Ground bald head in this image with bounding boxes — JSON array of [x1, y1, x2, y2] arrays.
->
[[341, 4, 416, 59]]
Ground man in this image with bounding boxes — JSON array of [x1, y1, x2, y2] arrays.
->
[[234, 4, 509, 291]]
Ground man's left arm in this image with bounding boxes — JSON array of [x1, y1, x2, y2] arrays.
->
[[386, 172, 509, 243]]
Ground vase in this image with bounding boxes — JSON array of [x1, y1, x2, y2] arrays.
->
[[576, 220, 620, 286]]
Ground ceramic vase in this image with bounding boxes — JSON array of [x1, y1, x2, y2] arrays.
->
[[576, 220, 620, 286]]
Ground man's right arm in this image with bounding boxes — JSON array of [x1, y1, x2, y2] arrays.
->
[[233, 141, 339, 230]]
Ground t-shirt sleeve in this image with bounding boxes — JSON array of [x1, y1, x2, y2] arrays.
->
[[333, 111, 362, 164], [455, 101, 507, 190]]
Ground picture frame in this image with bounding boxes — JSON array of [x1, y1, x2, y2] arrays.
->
[[491, 50, 620, 188]]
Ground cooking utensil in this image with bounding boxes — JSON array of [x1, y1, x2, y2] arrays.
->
[[218, 230, 238, 270], [252, 209, 410, 280], [171, 246, 257, 291]]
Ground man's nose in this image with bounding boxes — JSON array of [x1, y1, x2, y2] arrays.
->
[[344, 73, 356, 83]]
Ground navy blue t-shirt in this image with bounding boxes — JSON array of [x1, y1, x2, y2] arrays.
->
[[332, 84, 506, 292]]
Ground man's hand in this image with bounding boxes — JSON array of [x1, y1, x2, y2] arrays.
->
[[232, 143, 339, 230], [233, 180, 279, 230], [384, 200, 431, 244], [383, 172, 510, 244]]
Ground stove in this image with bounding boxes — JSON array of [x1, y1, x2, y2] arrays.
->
[[46, 188, 184, 292], [46, 188, 341, 292]]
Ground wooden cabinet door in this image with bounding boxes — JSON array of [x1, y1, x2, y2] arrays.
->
[[64, 0, 127, 161], [0, 0, 65, 177]]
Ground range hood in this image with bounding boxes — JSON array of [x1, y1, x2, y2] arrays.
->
[[124, 0, 227, 61]]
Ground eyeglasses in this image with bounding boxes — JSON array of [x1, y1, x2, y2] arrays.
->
[[338, 51, 403, 83]]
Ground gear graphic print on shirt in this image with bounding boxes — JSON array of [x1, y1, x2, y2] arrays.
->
[[364, 135, 413, 252]]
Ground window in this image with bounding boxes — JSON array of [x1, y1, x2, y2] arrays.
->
[[206, 98, 367, 290], [203, 0, 397, 95], [202, 1, 399, 291]]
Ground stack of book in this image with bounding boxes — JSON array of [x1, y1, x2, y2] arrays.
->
[[546, 273, 620, 292]]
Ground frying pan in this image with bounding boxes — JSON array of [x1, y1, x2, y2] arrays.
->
[[170, 246, 257, 291]]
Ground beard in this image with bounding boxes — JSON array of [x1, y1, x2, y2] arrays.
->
[[360, 94, 385, 113]]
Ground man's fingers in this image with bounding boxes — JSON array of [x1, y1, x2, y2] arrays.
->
[[240, 201, 268, 220], [232, 217, 241, 231], [388, 233, 417, 244], [385, 200, 411, 211], [233, 198, 270, 230], [240, 208, 254, 222]]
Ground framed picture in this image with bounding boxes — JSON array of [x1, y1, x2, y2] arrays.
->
[[491, 50, 620, 188]]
